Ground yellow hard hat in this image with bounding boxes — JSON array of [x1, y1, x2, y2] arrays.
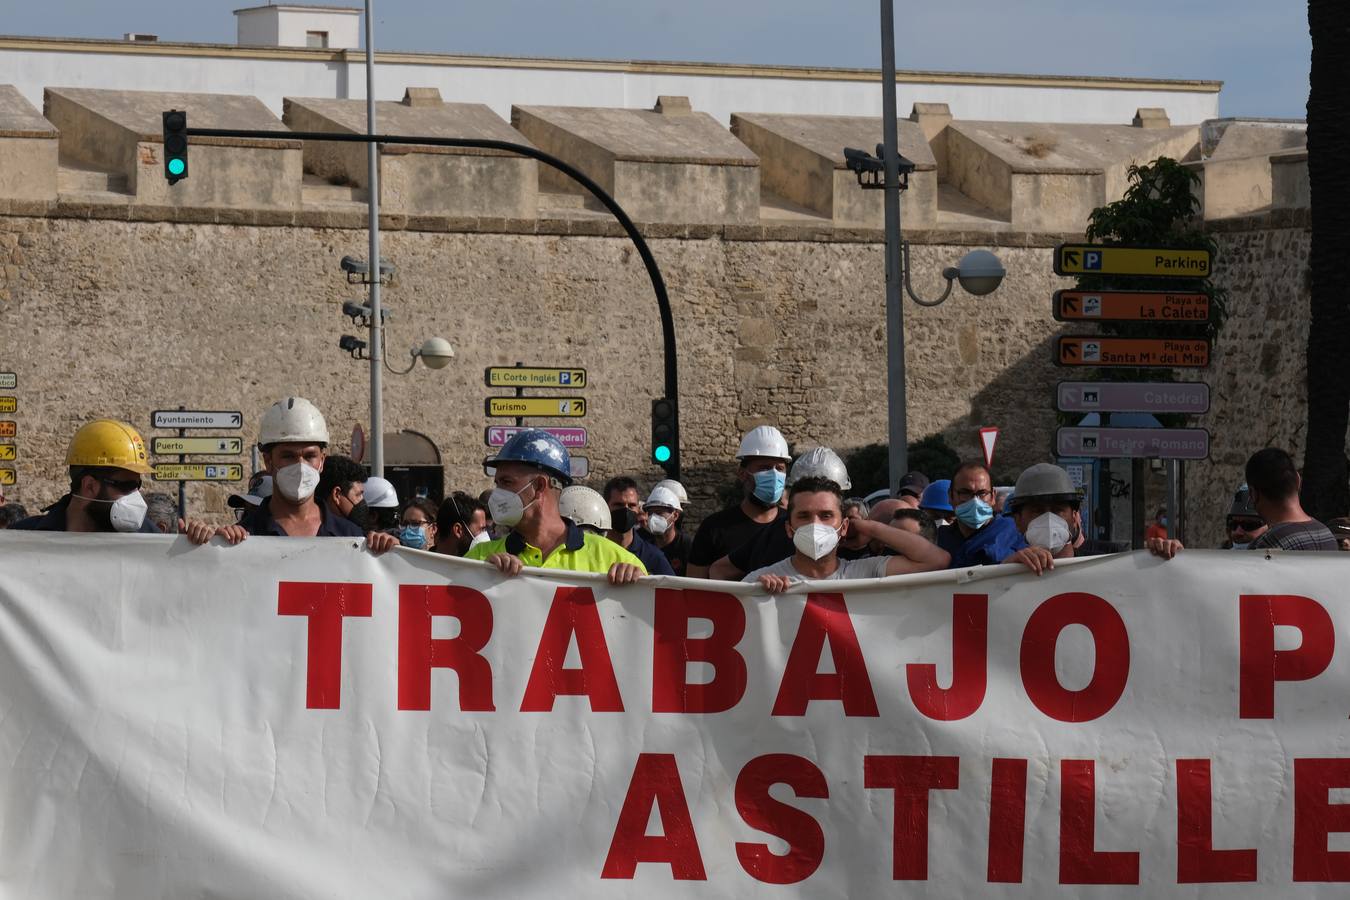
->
[[66, 419, 154, 474]]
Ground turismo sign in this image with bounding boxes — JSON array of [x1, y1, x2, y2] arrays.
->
[[1053, 290, 1211, 323], [1057, 337, 1210, 368], [151, 437, 245, 456], [152, 463, 244, 482], [485, 397, 586, 418], [1056, 426, 1210, 460], [1054, 245, 1211, 278], [1056, 381, 1210, 414], [485, 367, 588, 389]]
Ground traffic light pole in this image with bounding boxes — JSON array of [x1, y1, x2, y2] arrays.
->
[[880, 0, 909, 496], [177, 123, 682, 479]]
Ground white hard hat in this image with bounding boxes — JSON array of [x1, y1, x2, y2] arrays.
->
[[788, 446, 851, 489], [362, 476, 399, 509], [736, 425, 790, 462], [258, 396, 330, 447], [653, 479, 688, 504], [644, 485, 683, 511], [559, 485, 612, 531]]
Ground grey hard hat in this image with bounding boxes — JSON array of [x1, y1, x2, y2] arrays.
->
[[1010, 463, 1079, 509], [1228, 484, 1258, 518]]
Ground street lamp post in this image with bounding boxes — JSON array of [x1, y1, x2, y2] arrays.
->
[[851, 0, 1008, 496], [362, 0, 385, 477]]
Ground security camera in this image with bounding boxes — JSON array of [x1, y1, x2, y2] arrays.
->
[[843, 147, 884, 175], [338, 334, 368, 358], [943, 249, 1006, 296]]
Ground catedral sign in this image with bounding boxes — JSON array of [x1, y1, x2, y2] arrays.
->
[[1, 536, 1349, 898]]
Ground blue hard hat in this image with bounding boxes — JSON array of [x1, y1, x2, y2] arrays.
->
[[483, 429, 572, 484], [919, 479, 954, 513]]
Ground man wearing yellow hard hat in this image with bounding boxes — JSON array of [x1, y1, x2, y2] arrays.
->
[[11, 418, 207, 539]]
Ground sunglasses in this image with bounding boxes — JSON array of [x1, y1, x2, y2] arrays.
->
[[98, 476, 143, 493], [1227, 519, 1264, 532]]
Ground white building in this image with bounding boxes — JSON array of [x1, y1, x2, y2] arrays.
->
[[0, 6, 1222, 127]]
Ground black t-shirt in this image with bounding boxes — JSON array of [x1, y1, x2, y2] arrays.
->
[[654, 529, 695, 577], [689, 504, 776, 567]]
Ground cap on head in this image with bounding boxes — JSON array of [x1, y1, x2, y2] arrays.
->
[[736, 425, 791, 463], [1228, 483, 1258, 519], [919, 479, 954, 514], [897, 471, 930, 498], [259, 397, 329, 447], [644, 484, 683, 511], [1010, 463, 1079, 510], [363, 476, 400, 509], [67, 418, 153, 475], [559, 485, 611, 530], [787, 447, 851, 489], [483, 428, 572, 484]]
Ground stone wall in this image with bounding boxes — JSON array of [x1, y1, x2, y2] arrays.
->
[[1186, 211, 1313, 547], [0, 207, 1313, 541]]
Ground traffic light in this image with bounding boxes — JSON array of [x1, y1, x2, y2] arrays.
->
[[651, 397, 678, 477], [162, 109, 188, 184]]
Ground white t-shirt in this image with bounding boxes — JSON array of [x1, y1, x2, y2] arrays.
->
[[744, 554, 890, 584]]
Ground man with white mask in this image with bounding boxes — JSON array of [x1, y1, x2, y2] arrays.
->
[[743, 476, 949, 593], [217, 397, 395, 551], [12, 418, 212, 543], [467, 429, 645, 584], [1005, 463, 1120, 575]]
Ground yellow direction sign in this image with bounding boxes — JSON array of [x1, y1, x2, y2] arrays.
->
[[0, 397, 14, 414], [1054, 245, 1211, 278], [0, 468, 13, 486], [153, 463, 244, 482], [0, 443, 14, 461], [485, 367, 587, 389], [0, 422, 13, 438], [151, 436, 244, 456], [485, 397, 586, 418]]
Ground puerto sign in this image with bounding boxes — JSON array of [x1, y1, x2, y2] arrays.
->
[[151, 437, 245, 456]]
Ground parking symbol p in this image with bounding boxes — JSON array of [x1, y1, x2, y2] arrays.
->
[[1085, 251, 1102, 270]]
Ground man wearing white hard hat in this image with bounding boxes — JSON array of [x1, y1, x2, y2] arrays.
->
[[642, 484, 693, 576], [214, 397, 395, 553], [710, 447, 877, 580], [687, 425, 792, 579], [362, 476, 400, 531]]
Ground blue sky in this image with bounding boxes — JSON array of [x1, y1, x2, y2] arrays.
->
[[3, 1, 1311, 118]]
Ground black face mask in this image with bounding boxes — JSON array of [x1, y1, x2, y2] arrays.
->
[[345, 499, 371, 530], [609, 507, 637, 534]]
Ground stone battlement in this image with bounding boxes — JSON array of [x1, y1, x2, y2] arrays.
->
[[0, 84, 1308, 232]]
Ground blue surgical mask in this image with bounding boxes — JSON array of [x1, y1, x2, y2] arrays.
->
[[398, 524, 428, 549], [954, 497, 994, 529], [751, 469, 786, 505]]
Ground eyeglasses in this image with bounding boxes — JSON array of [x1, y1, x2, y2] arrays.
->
[[98, 476, 142, 493], [399, 519, 431, 528], [1227, 519, 1264, 532], [952, 488, 993, 503]]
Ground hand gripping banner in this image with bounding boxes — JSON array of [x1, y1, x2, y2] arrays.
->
[[1, 532, 1349, 897]]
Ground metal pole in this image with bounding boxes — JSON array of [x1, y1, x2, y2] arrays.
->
[[1166, 459, 1178, 540], [364, 0, 384, 478], [880, 0, 907, 495]]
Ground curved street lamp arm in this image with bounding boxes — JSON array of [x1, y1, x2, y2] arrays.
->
[[900, 241, 956, 308]]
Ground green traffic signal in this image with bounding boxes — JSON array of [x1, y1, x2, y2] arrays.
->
[[654, 445, 672, 464], [167, 158, 186, 176]]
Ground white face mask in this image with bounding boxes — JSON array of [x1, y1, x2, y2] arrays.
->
[[792, 522, 841, 561], [646, 513, 671, 536], [468, 528, 492, 549], [274, 461, 321, 502], [84, 489, 150, 532], [1231, 542, 1250, 551], [488, 481, 537, 528], [1026, 511, 1072, 553]]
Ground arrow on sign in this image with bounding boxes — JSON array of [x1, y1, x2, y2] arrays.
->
[[230, 413, 241, 427], [1062, 249, 1080, 268], [1061, 342, 1079, 362], [1061, 295, 1080, 314]]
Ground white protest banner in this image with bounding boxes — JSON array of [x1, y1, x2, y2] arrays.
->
[[1, 533, 1349, 898]]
